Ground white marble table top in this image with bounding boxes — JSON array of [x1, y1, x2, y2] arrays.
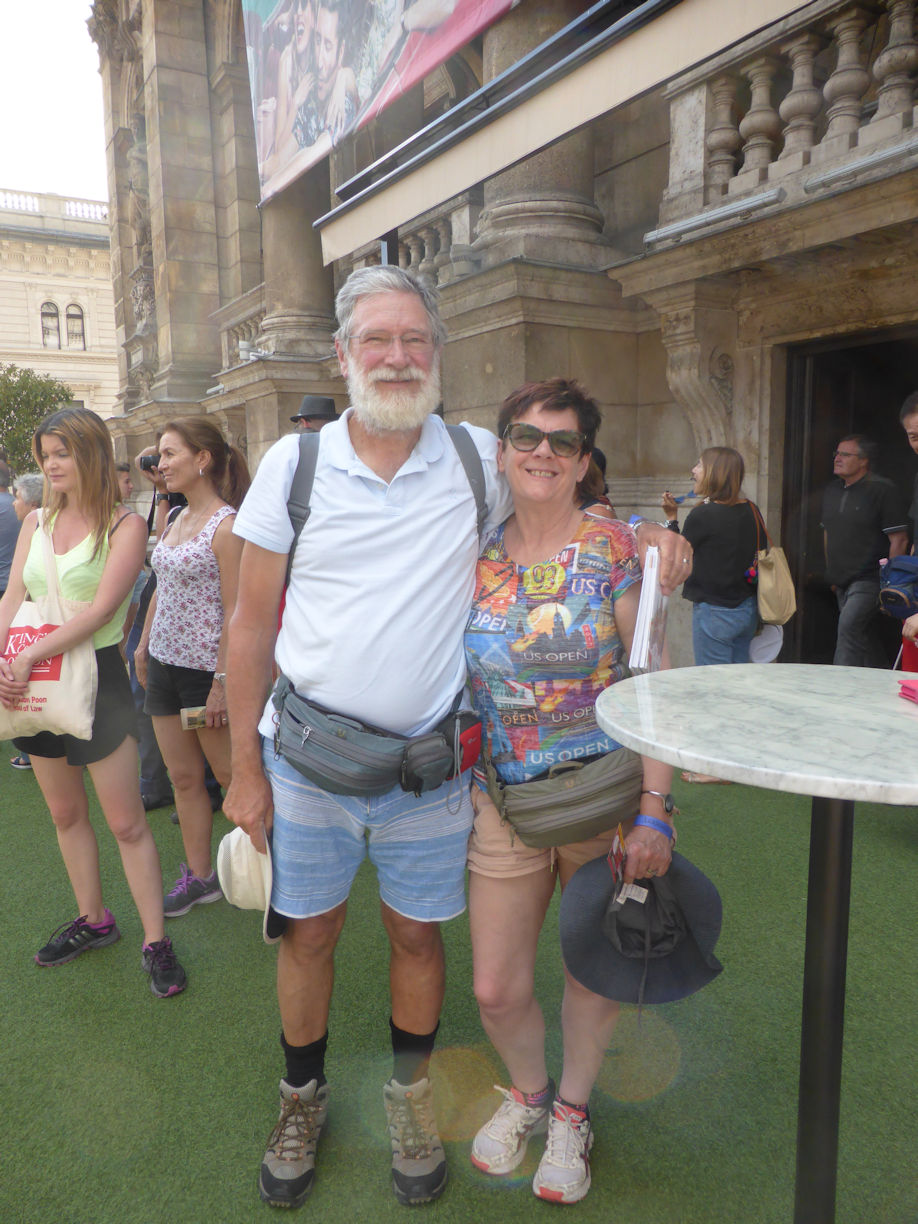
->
[[595, 664, 918, 804]]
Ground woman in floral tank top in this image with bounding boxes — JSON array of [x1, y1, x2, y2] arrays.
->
[[135, 417, 250, 919]]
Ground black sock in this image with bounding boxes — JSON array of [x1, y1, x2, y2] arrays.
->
[[281, 1030, 328, 1089], [390, 1017, 439, 1086]]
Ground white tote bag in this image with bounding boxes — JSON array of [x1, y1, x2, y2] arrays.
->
[[0, 515, 98, 740]]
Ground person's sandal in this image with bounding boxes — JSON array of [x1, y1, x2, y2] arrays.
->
[[681, 771, 731, 785], [10, 755, 32, 771]]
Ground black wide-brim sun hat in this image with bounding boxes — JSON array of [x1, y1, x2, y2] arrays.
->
[[560, 850, 723, 1005]]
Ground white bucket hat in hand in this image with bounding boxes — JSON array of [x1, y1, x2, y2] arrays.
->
[[216, 826, 284, 944]]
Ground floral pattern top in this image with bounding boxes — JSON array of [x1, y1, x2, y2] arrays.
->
[[149, 504, 235, 672]]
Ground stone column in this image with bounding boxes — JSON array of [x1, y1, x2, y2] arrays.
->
[[142, 0, 222, 402], [473, 2, 605, 268], [258, 163, 336, 355]]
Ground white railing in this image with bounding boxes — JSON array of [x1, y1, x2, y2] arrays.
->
[[0, 189, 108, 224]]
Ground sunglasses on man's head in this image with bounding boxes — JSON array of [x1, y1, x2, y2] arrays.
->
[[503, 422, 585, 458]]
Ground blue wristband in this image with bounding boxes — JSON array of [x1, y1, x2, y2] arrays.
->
[[634, 813, 675, 839]]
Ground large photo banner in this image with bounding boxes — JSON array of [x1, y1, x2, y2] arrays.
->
[[242, 0, 517, 203]]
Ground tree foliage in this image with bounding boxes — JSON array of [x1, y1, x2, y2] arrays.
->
[[0, 364, 73, 476]]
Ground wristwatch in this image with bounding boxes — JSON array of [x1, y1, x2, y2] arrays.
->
[[641, 788, 674, 814], [213, 672, 227, 686]]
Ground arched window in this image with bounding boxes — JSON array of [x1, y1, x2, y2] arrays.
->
[[41, 302, 60, 348], [66, 304, 86, 349]]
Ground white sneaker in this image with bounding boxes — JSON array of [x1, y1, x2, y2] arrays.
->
[[471, 1084, 550, 1175], [532, 1100, 593, 1203]]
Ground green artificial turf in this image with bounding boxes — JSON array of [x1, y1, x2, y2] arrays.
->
[[1, 752, 917, 1223]]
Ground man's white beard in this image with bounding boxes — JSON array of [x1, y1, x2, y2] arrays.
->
[[347, 361, 441, 434]]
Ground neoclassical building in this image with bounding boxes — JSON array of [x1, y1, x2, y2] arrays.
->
[[87, 0, 918, 662], [0, 189, 118, 420]]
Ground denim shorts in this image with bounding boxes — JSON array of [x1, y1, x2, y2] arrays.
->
[[143, 654, 214, 717], [263, 737, 474, 923]]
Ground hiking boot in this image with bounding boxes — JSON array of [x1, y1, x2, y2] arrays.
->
[[141, 937, 187, 997], [471, 1084, 551, 1175], [259, 1079, 329, 1208], [163, 863, 223, 916], [35, 910, 120, 966], [532, 1100, 594, 1203], [383, 1077, 447, 1205]]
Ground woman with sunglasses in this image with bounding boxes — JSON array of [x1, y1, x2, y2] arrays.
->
[[463, 378, 673, 1204]]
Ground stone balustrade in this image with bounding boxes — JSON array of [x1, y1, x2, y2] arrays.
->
[[0, 189, 109, 227], [654, 0, 918, 239], [212, 282, 267, 368], [343, 189, 483, 286]]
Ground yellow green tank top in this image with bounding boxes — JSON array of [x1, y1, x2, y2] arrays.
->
[[22, 516, 133, 650]]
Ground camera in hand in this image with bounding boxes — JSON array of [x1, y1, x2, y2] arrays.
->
[[139, 454, 161, 471]]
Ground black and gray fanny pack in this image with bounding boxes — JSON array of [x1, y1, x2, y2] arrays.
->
[[272, 673, 479, 798]]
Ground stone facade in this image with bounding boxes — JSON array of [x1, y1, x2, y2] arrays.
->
[[88, 0, 918, 662], [0, 189, 118, 421]]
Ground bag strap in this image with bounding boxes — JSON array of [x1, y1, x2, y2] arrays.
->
[[285, 431, 321, 584], [445, 423, 487, 538], [284, 422, 489, 583], [37, 510, 65, 616], [749, 501, 773, 554]]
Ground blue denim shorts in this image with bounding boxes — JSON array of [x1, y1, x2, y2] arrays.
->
[[263, 737, 474, 922]]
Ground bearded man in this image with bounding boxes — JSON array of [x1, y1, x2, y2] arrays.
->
[[224, 266, 691, 1210]]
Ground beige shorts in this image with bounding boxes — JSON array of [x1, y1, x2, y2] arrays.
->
[[467, 785, 623, 879]]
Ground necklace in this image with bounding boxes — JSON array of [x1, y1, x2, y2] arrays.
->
[[172, 498, 222, 545]]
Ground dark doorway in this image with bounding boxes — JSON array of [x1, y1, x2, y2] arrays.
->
[[783, 330, 918, 664]]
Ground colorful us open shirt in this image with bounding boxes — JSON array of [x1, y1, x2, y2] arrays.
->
[[464, 514, 641, 784]]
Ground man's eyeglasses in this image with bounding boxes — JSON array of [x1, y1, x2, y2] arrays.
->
[[833, 450, 861, 459], [503, 422, 585, 458], [349, 331, 434, 355]]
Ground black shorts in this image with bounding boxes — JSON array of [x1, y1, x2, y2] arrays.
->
[[144, 654, 214, 718], [14, 645, 138, 767]]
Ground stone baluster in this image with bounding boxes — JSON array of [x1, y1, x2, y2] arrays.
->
[[398, 242, 410, 269], [870, 0, 918, 129], [417, 226, 438, 281], [433, 219, 452, 284], [405, 234, 424, 272], [735, 58, 782, 183], [820, 7, 872, 150], [705, 74, 742, 196], [778, 33, 825, 166]]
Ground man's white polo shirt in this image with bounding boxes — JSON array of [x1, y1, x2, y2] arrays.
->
[[234, 409, 511, 738]]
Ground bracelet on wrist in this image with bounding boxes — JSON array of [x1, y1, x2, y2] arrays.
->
[[633, 813, 675, 839], [155, 492, 170, 503]]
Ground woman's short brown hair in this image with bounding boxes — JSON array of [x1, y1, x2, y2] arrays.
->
[[697, 446, 745, 504]]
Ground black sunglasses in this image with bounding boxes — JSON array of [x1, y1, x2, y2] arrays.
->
[[503, 422, 585, 458]]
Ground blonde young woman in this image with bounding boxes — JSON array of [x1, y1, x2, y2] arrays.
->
[[0, 407, 186, 997], [134, 417, 250, 916]]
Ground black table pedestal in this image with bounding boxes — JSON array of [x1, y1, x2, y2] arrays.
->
[[793, 796, 854, 1224]]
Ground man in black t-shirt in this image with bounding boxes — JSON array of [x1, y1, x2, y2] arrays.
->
[[821, 435, 908, 666]]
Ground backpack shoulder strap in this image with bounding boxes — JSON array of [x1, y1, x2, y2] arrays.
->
[[285, 431, 321, 584], [445, 423, 487, 538]]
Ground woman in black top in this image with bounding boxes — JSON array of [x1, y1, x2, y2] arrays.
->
[[663, 447, 759, 780]]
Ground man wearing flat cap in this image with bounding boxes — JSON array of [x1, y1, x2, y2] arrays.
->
[[290, 395, 339, 432]]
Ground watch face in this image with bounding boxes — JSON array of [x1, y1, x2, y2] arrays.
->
[[644, 789, 674, 813]]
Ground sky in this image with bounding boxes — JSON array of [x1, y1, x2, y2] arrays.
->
[[0, 1, 108, 202]]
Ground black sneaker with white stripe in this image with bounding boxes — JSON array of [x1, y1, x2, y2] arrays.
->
[[34, 911, 121, 966]]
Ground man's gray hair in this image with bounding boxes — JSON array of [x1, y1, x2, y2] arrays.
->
[[14, 473, 44, 508], [334, 266, 447, 348]]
